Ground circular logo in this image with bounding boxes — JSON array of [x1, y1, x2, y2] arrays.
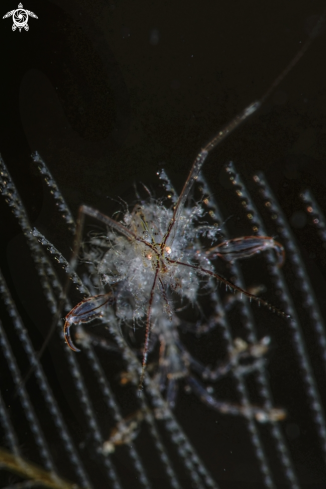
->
[[3, 3, 38, 32], [13, 8, 28, 29]]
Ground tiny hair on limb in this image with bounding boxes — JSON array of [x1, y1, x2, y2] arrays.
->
[[138, 264, 160, 392], [167, 257, 290, 318]]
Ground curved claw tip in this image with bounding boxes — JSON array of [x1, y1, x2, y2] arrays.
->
[[64, 322, 81, 352]]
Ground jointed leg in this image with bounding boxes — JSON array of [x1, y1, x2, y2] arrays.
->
[[167, 257, 290, 318], [138, 264, 160, 391], [186, 375, 286, 423]]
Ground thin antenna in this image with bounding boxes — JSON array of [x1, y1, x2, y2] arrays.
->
[[162, 12, 325, 247]]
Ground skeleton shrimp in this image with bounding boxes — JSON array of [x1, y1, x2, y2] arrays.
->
[[33, 13, 324, 422]]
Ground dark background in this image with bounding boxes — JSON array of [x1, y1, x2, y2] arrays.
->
[[1, 0, 326, 487]]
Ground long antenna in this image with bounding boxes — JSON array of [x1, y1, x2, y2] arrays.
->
[[162, 12, 325, 249]]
